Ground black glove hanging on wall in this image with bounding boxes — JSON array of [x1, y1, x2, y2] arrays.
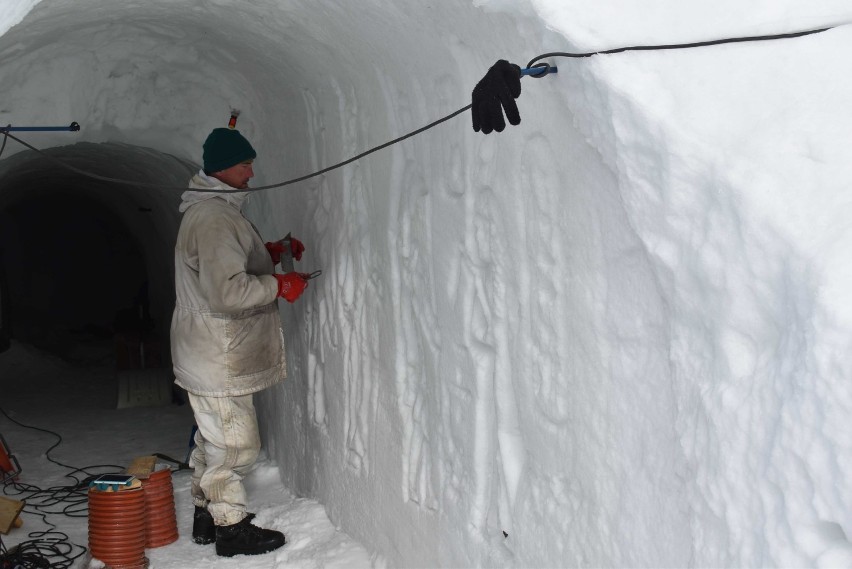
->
[[471, 59, 522, 134]]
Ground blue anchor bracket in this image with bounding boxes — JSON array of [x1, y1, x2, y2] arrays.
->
[[0, 122, 80, 132], [520, 66, 558, 78]]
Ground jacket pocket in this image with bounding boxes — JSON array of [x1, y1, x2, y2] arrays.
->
[[223, 304, 282, 379]]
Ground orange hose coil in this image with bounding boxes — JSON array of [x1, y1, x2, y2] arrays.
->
[[140, 467, 179, 548], [88, 485, 148, 568]]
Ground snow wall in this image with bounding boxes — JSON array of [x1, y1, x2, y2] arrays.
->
[[1, 1, 852, 567]]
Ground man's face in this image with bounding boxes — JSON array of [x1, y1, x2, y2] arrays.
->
[[212, 160, 254, 189]]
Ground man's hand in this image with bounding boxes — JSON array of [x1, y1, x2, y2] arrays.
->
[[265, 237, 306, 264], [275, 272, 309, 303], [265, 241, 286, 265], [471, 59, 522, 134], [289, 237, 305, 261]]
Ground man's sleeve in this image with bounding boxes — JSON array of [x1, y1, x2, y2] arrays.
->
[[195, 214, 277, 312]]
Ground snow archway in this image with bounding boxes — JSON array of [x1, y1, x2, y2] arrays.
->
[[0, 142, 189, 356]]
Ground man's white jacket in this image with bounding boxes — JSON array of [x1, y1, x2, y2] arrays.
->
[[170, 171, 286, 396]]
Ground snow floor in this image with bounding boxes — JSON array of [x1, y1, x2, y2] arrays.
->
[[0, 340, 376, 568]]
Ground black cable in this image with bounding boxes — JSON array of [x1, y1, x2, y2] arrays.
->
[[0, 407, 123, 474], [0, 528, 86, 569], [152, 452, 191, 471], [0, 128, 8, 160], [526, 26, 832, 68], [0, 105, 473, 194], [0, 24, 836, 195], [0, 406, 124, 519], [0, 408, 128, 568]]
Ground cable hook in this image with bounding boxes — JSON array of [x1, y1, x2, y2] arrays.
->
[[521, 64, 558, 78]]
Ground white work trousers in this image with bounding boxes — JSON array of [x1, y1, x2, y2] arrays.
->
[[187, 392, 261, 526]]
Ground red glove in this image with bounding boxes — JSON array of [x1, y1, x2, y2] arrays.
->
[[274, 272, 309, 303], [264, 237, 306, 264], [265, 241, 286, 265], [289, 237, 305, 261]]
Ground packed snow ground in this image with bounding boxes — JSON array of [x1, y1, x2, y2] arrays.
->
[[1, 1, 852, 567], [0, 341, 376, 568]]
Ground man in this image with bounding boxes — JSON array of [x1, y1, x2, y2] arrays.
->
[[170, 127, 309, 557]]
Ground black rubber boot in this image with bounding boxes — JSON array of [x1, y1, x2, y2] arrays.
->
[[215, 516, 286, 557], [194, 506, 256, 545], [192, 506, 215, 544]]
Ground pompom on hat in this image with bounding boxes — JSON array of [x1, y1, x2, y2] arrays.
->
[[202, 128, 256, 173]]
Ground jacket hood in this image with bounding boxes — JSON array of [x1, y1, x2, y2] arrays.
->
[[180, 170, 250, 213]]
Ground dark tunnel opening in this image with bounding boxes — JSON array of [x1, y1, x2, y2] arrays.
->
[[0, 142, 192, 379], [0, 193, 148, 360]]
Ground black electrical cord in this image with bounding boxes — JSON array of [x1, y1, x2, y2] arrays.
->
[[0, 406, 125, 517], [0, 105, 473, 194], [0, 407, 124, 474], [0, 24, 837, 194], [0, 408, 127, 569], [0, 527, 86, 569], [0, 128, 8, 160], [526, 25, 831, 68]]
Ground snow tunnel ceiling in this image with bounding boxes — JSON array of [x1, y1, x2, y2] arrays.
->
[[0, 0, 545, 164], [0, 0, 553, 351]]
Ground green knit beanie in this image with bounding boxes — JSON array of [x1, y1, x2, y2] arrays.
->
[[202, 128, 257, 173]]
